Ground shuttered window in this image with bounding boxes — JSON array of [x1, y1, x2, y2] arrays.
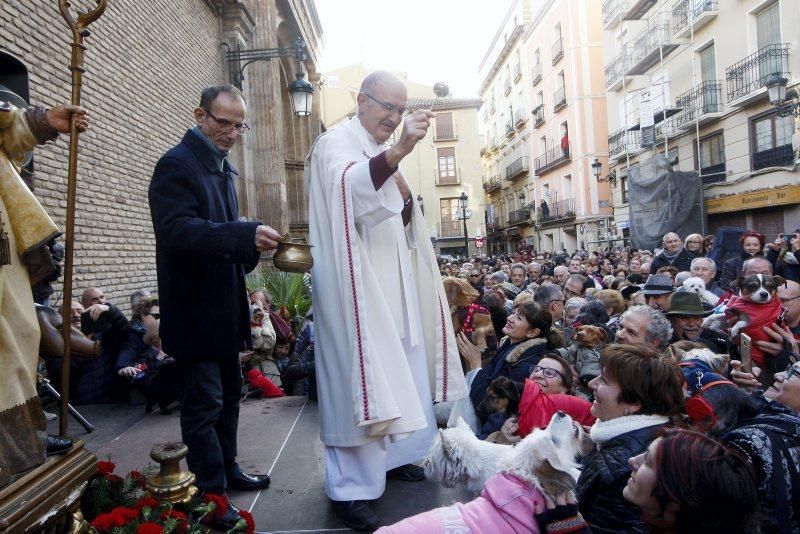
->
[[435, 112, 455, 139]]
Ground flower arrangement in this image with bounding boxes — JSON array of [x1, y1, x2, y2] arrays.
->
[[82, 460, 255, 534]]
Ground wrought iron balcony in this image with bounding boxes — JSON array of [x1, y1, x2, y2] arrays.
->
[[483, 175, 502, 192], [513, 62, 522, 82], [628, 14, 679, 75], [514, 108, 526, 126], [439, 220, 464, 238], [608, 128, 641, 160], [505, 156, 529, 181], [537, 198, 576, 224], [605, 47, 632, 91], [623, 0, 657, 20], [700, 162, 726, 184], [535, 146, 571, 175], [553, 86, 566, 112], [672, 0, 718, 39], [505, 119, 515, 137], [675, 80, 723, 129], [602, 0, 629, 30], [532, 63, 542, 86], [753, 144, 795, 171], [533, 105, 545, 127], [552, 39, 563, 65], [508, 209, 531, 226], [726, 43, 791, 105]]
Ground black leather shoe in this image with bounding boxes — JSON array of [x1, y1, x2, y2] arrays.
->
[[387, 463, 426, 482], [331, 500, 380, 532], [46, 435, 73, 456], [207, 503, 241, 532], [226, 465, 271, 491]]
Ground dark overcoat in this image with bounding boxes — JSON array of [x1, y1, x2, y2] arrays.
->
[[149, 129, 260, 361]]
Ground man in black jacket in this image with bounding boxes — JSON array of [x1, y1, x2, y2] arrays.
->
[[651, 232, 695, 273], [149, 85, 281, 527]]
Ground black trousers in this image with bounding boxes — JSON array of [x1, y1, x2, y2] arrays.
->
[[178, 357, 243, 494]]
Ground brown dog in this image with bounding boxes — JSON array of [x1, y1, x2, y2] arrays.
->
[[574, 325, 608, 348]]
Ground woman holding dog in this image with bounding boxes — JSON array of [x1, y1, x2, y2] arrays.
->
[[575, 344, 684, 533]]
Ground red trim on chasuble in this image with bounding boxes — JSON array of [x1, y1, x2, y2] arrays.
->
[[340, 161, 370, 421], [438, 295, 448, 401]]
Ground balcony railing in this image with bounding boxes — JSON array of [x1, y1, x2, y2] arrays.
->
[[552, 38, 563, 65], [513, 62, 522, 82], [513, 108, 526, 126], [508, 209, 530, 225], [608, 128, 641, 160], [675, 80, 723, 129], [553, 86, 566, 112], [505, 119, 515, 136], [726, 43, 791, 104], [483, 175, 502, 192], [628, 14, 678, 75], [535, 146, 571, 174], [605, 47, 631, 91], [436, 169, 460, 185], [700, 162, 726, 184], [624, 0, 657, 20], [504, 77, 512, 95], [753, 144, 795, 171], [533, 105, 545, 127], [672, 0, 718, 38], [532, 63, 542, 85], [537, 198, 576, 224], [439, 220, 464, 238], [602, 0, 629, 29], [505, 156, 529, 181]]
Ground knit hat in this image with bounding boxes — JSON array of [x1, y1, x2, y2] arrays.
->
[[665, 292, 713, 317], [639, 274, 673, 295]]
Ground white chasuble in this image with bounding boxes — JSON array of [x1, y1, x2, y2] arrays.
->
[[306, 116, 467, 448]]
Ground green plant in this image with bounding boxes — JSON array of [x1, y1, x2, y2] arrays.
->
[[246, 266, 311, 331]]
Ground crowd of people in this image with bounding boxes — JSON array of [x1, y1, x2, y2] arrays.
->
[[422, 229, 800, 533]]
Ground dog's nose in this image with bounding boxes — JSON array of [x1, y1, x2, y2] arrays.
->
[[556, 410, 566, 418]]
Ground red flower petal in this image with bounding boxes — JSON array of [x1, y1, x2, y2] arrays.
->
[[97, 460, 116, 475]]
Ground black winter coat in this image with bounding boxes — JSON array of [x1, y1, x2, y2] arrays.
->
[[149, 130, 261, 361], [650, 248, 695, 273], [577, 423, 666, 533], [767, 246, 800, 285], [720, 251, 756, 291]]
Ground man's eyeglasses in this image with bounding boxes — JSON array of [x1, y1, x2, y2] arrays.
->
[[531, 365, 566, 381], [786, 363, 800, 381], [362, 93, 407, 115], [203, 109, 250, 135], [145, 312, 160, 320]]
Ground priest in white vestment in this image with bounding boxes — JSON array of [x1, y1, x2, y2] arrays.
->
[[305, 71, 468, 530]]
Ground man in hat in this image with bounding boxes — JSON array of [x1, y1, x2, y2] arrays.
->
[[666, 292, 730, 353], [639, 273, 674, 312]]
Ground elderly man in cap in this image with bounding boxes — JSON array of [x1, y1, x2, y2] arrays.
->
[[666, 292, 731, 354], [639, 273, 674, 313]]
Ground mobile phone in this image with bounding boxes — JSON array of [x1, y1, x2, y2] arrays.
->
[[740, 333, 752, 372]]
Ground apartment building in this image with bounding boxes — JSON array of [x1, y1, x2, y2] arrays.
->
[[480, 0, 612, 255], [319, 65, 485, 256], [603, 0, 800, 243]]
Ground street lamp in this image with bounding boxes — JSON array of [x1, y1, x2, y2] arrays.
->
[[459, 191, 469, 258], [592, 158, 616, 186], [766, 73, 800, 118], [224, 37, 314, 117]]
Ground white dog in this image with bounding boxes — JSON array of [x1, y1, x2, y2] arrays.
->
[[423, 412, 589, 495], [682, 276, 720, 307]]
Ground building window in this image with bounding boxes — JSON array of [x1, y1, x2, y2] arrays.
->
[[437, 147, 458, 184], [621, 176, 628, 204], [326, 76, 339, 89], [435, 112, 455, 140], [751, 112, 794, 170], [696, 131, 726, 183], [440, 198, 462, 238]]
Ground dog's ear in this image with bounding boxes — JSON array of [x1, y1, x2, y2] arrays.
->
[[773, 275, 786, 288], [733, 276, 744, 289], [534, 459, 576, 496]]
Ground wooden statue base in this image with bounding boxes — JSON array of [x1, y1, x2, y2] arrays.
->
[[0, 441, 96, 533]]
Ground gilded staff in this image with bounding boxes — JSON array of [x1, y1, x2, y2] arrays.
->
[[57, 0, 107, 436]]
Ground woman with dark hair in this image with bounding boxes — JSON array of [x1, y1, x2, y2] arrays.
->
[[767, 229, 800, 284], [458, 302, 562, 423], [480, 290, 509, 342], [537, 429, 760, 534], [702, 234, 715, 255], [720, 230, 766, 290], [576, 344, 684, 533], [685, 373, 800, 533]]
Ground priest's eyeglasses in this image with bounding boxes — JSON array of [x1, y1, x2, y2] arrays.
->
[[203, 109, 251, 135], [362, 93, 407, 116]]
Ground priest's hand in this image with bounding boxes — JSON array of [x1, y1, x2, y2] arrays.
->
[[386, 109, 435, 168], [46, 105, 89, 134], [457, 331, 482, 371], [255, 225, 282, 252]]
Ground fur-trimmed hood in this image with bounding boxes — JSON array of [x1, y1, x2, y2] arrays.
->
[[498, 337, 547, 365]]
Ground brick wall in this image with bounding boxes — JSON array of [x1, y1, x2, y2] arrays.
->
[[1, 0, 226, 313]]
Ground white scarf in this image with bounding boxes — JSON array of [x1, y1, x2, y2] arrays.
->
[[589, 414, 669, 445]]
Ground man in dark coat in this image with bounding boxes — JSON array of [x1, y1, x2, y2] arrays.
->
[[650, 232, 695, 273], [149, 85, 281, 527]]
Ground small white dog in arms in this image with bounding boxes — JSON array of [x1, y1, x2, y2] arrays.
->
[[423, 412, 589, 495], [682, 276, 720, 307]]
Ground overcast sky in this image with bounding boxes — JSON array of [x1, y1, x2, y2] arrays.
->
[[316, 0, 514, 97]]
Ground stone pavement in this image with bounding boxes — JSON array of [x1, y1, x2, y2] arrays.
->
[[47, 397, 473, 533]]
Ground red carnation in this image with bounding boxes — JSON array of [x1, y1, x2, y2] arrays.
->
[[104, 473, 124, 485], [97, 460, 115, 475], [239, 510, 256, 534], [134, 495, 160, 511], [110, 506, 139, 524], [90, 512, 126, 532], [159, 509, 187, 521], [202, 493, 229, 519], [129, 470, 148, 489], [135, 522, 164, 534]]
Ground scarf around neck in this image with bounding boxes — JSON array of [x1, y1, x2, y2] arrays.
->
[[589, 414, 669, 445], [661, 246, 683, 263]]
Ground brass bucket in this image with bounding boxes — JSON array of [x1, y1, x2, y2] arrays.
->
[[272, 235, 313, 273]]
